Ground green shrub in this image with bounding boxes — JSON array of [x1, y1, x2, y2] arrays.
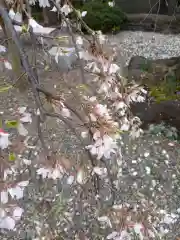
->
[[31, 11, 44, 22], [75, 1, 128, 33]]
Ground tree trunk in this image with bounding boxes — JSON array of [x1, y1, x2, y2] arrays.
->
[[168, 0, 176, 15], [42, 7, 49, 26], [0, 0, 28, 92]]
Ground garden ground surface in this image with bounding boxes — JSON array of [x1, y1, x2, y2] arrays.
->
[[0, 30, 180, 239]]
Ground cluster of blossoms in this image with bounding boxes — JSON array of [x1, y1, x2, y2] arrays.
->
[[0, 180, 29, 230], [0, 107, 32, 230], [77, 31, 147, 161], [83, 96, 120, 160]]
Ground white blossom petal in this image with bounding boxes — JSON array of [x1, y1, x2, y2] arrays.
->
[[0, 191, 8, 204], [107, 231, 119, 239], [0, 216, 15, 230], [61, 4, 72, 16], [0, 132, 9, 149], [29, 18, 43, 29], [93, 167, 107, 177], [61, 107, 70, 118], [14, 12, 22, 23], [81, 131, 88, 138], [8, 9, 15, 20], [0, 208, 6, 218], [66, 175, 74, 185], [108, 1, 115, 7], [18, 123, 28, 136], [51, 6, 57, 12], [77, 169, 86, 185], [36, 167, 49, 179], [4, 61, 12, 70], [17, 181, 29, 187], [20, 113, 32, 123], [76, 36, 83, 45], [81, 11, 87, 17], [18, 107, 27, 114], [0, 45, 6, 53], [97, 216, 112, 227], [109, 63, 119, 74], [38, 0, 50, 7], [13, 207, 24, 220], [8, 186, 24, 200]]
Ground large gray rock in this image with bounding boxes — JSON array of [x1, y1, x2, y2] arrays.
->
[[127, 55, 180, 85], [128, 55, 180, 131], [131, 100, 180, 132]]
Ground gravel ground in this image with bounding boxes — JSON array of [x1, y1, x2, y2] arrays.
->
[[108, 31, 180, 64], [1, 30, 180, 239]]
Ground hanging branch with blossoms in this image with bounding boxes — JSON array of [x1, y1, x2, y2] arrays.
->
[[0, 0, 158, 239]]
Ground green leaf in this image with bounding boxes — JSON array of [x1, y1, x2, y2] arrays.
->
[[0, 85, 13, 93], [6, 120, 18, 128], [76, 84, 88, 90], [116, 129, 123, 134], [44, 65, 49, 71], [9, 152, 16, 161], [22, 24, 29, 33]]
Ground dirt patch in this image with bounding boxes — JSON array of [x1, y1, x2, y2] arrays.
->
[[122, 13, 180, 34]]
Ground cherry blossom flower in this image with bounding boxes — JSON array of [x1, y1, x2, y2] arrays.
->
[[81, 11, 87, 17], [18, 123, 28, 136], [52, 100, 71, 118], [102, 63, 119, 75], [98, 82, 111, 94], [79, 50, 94, 61], [1, 190, 8, 204], [8, 186, 24, 200], [76, 36, 83, 45], [126, 87, 146, 104], [66, 175, 74, 185], [97, 216, 112, 227], [4, 61, 12, 70], [8, 8, 15, 20], [133, 223, 144, 240], [96, 31, 106, 44], [0, 45, 6, 53], [36, 165, 65, 180], [86, 134, 118, 160], [108, 64, 120, 75], [29, 18, 43, 29], [51, 6, 57, 12], [120, 117, 130, 131], [130, 127, 143, 139], [77, 168, 87, 185], [12, 207, 24, 220], [0, 206, 24, 230], [29, 0, 36, 5], [81, 131, 88, 138], [93, 167, 107, 177], [0, 216, 15, 230], [85, 62, 100, 73], [107, 231, 130, 240], [18, 107, 32, 123], [108, 1, 115, 7], [3, 168, 13, 181], [61, 4, 72, 16], [13, 12, 22, 23], [38, 0, 50, 8], [0, 209, 5, 218], [61, 107, 71, 118]]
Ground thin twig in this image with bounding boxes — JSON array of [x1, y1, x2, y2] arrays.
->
[[50, 0, 86, 84]]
